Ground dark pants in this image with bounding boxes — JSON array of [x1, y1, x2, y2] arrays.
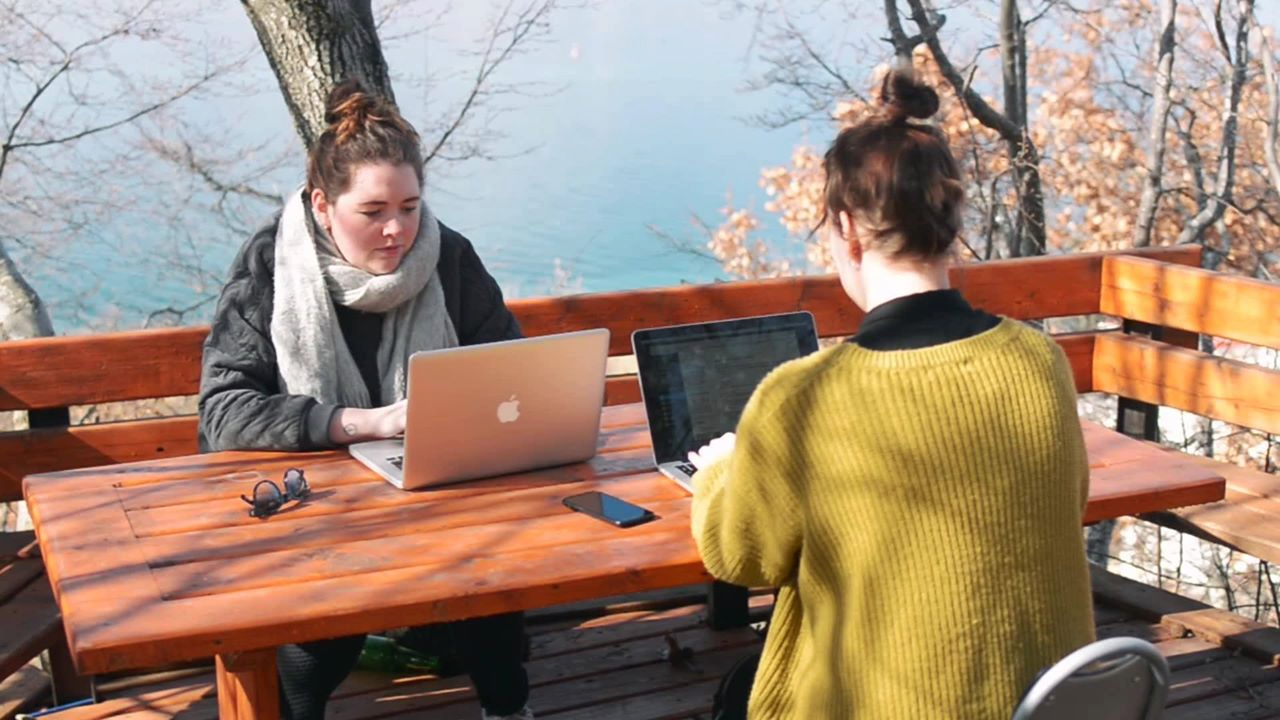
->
[[277, 612, 529, 720]]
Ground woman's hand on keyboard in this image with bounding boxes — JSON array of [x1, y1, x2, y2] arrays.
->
[[688, 432, 736, 472], [329, 400, 408, 444]]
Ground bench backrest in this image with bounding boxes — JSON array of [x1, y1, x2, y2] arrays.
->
[[1092, 255, 1280, 437], [0, 245, 1202, 502]]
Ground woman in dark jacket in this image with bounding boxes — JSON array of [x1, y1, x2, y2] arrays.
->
[[198, 79, 533, 720]]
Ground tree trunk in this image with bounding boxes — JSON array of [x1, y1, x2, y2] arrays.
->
[[999, 0, 1044, 258], [1009, 147, 1046, 258], [1000, 0, 1024, 131], [0, 242, 54, 341], [1134, 0, 1178, 248], [1176, 0, 1253, 246], [0, 241, 52, 531], [1256, 27, 1280, 202], [901, 0, 1046, 257], [240, 0, 393, 147], [1000, 0, 1025, 252]]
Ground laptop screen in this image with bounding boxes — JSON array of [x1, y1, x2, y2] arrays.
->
[[632, 312, 819, 464]]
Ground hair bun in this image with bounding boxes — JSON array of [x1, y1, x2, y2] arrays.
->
[[325, 78, 379, 143], [879, 68, 940, 123]]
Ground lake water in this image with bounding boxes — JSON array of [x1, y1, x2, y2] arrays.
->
[[39, 1, 1269, 332], [22, 1, 837, 332]]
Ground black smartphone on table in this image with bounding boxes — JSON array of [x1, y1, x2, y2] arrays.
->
[[563, 491, 656, 528]]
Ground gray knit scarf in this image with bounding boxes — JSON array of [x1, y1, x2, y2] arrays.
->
[[271, 187, 458, 409]]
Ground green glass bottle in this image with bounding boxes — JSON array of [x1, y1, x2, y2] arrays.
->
[[355, 634, 442, 674]]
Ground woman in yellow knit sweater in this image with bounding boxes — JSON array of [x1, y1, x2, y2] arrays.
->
[[687, 67, 1096, 719]]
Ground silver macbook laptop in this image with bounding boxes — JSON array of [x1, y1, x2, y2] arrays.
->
[[632, 312, 819, 491], [350, 328, 610, 489]]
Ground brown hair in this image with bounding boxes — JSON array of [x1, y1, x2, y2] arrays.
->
[[821, 69, 964, 260], [306, 78, 424, 200]]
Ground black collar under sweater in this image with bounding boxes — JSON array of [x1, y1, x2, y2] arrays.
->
[[850, 289, 1000, 351]]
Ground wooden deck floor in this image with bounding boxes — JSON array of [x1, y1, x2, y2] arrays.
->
[[27, 568, 1280, 719]]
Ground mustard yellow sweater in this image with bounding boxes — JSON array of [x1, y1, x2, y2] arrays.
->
[[691, 318, 1095, 719]]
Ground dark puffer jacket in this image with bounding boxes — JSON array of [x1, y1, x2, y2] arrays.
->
[[198, 216, 521, 452]]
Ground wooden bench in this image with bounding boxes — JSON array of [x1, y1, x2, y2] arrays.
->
[[0, 244, 1211, 716], [0, 529, 67, 717], [1089, 255, 1280, 562]]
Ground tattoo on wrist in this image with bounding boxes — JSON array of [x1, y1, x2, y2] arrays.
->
[[344, 423, 357, 437]]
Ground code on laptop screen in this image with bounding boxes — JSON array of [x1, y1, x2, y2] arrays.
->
[[634, 313, 818, 464]]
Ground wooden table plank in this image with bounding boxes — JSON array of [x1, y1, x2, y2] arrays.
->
[[121, 440, 654, 539], [111, 427, 650, 519], [24, 404, 1224, 677], [1079, 420, 1164, 467], [1082, 460, 1228, 524], [76, 513, 708, 672], [23, 489, 163, 677], [150, 496, 695, 600], [134, 462, 674, 568]]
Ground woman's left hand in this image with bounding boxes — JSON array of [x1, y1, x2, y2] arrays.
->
[[689, 432, 736, 471]]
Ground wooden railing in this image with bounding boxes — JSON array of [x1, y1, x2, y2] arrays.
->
[[0, 245, 1204, 502], [1093, 255, 1280, 435]]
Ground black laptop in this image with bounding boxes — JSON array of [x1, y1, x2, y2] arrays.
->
[[631, 312, 819, 490]]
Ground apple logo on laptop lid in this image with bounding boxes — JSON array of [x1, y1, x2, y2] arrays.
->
[[497, 394, 521, 423]]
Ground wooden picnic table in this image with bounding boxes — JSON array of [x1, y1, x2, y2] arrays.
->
[[24, 403, 1225, 719]]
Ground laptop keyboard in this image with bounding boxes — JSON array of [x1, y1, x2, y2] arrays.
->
[[387, 455, 404, 470], [675, 461, 698, 476]]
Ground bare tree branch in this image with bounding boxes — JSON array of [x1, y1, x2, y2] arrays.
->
[[370, 0, 450, 46], [423, 0, 558, 166], [781, 11, 858, 101], [737, 3, 877, 128], [1134, 0, 1178, 247], [144, 295, 217, 329], [0, 58, 73, 180], [146, 136, 280, 206], [1213, 0, 1232, 61], [1176, 0, 1253, 248], [7, 70, 215, 154], [0, 1, 158, 179], [645, 222, 720, 263], [1022, 0, 1062, 26], [1174, 106, 1205, 209], [3, 0, 154, 56], [883, 0, 942, 61], [895, 0, 1019, 137], [0, 0, 244, 338], [891, 0, 1047, 256], [1256, 23, 1280, 200]]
